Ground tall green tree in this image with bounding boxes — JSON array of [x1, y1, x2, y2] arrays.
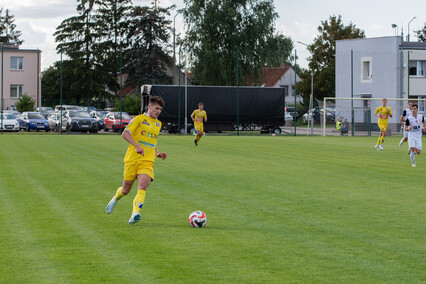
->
[[0, 8, 23, 45], [414, 22, 426, 42], [296, 15, 365, 102], [94, 0, 132, 91], [125, 4, 174, 87], [54, 0, 111, 104], [182, 0, 293, 86]]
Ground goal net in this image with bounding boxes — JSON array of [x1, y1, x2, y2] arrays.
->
[[321, 97, 426, 136]]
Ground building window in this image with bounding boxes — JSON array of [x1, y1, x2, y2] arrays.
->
[[419, 96, 425, 112], [361, 57, 372, 82], [10, 57, 24, 70], [409, 60, 426, 77], [10, 85, 24, 98]]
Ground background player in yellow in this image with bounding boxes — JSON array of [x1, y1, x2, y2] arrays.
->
[[105, 96, 167, 225], [374, 98, 392, 150], [191, 102, 207, 146]]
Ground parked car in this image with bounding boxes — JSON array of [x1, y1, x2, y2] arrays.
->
[[302, 106, 336, 123], [0, 112, 20, 131], [35, 107, 54, 118], [5, 111, 27, 130], [4, 110, 23, 128], [104, 112, 132, 132], [64, 110, 99, 133], [285, 107, 299, 120], [47, 112, 67, 132], [21, 112, 50, 132], [54, 105, 82, 112], [90, 110, 108, 130], [284, 109, 293, 121], [81, 106, 97, 112]]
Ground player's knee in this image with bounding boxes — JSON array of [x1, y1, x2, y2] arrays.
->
[[137, 185, 149, 191], [122, 181, 133, 194]]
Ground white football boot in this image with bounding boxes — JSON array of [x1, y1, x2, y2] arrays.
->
[[106, 197, 117, 214], [128, 212, 141, 225]]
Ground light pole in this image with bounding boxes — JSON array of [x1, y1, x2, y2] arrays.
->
[[294, 48, 297, 136], [1, 44, 3, 135], [392, 24, 398, 36], [407, 17, 416, 42], [173, 9, 183, 65], [296, 41, 314, 135], [184, 69, 188, 135]]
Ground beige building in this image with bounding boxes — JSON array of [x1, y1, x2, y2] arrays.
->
[[1, 45, 41, 110]]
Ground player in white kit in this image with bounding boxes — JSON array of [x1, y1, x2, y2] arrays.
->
[[398, 101, 413, 149], [404, 104, 425, 167]]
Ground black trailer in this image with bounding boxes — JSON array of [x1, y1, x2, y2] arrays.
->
[[141, 85, 286, 134]]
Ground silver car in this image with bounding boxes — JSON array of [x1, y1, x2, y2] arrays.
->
[[47, 112, 67, 132]]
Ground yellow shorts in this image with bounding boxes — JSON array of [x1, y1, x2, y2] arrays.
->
[[378, 121, 388, 132], [123, 160, 154, 181], [194, 124, 204, 134]]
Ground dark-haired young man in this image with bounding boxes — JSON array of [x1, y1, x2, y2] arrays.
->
[[106, 96, 167, 225], [405, 104, 425, 167]]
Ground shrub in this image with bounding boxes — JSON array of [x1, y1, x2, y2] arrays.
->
[[15, 94, 35, 112]]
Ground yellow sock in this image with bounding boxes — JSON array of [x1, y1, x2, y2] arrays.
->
[[382, 137, 385, 144], [377, 136, 382, 145], [132, 190, 147, 213], [114, 187, 124, 201], [196, 136, 201, 143]]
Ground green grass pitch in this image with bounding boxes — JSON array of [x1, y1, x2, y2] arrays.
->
[[0, 134, 425, 283]]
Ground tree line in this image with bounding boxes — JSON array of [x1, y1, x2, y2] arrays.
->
[[2, 2, 426, 111]]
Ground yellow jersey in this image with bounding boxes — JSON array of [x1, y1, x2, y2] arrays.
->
[[374, 106, 392, 122], [123, 113, 162, 163], [191, 109, 207, 127]]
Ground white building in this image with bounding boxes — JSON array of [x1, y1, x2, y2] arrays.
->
[[336, 36, 426, 132]]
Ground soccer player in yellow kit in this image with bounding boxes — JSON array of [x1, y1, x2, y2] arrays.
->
[[191, 102, 207, 146], [106, 96, 167, 225], [374, 98, 392, 150]]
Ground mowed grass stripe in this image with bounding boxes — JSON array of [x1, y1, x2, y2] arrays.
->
[[0, 136, 159, 282], [156, 135, 425, 282], [0, 134, 425, 283]]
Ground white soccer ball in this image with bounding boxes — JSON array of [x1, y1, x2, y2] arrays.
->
[[188, 210, 207, 228], [272, 133, 276, 136]]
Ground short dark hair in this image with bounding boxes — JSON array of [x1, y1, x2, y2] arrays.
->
[[149, 96, 165, 107], [198, 102, 204, 106], [411, 104, 418, 109]]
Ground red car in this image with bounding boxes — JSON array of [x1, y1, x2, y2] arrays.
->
[[104, 112, 132, 132]]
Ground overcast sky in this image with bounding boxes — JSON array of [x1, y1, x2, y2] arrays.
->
[[1, 0, 425, 70]]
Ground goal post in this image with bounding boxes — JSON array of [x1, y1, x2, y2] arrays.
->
[[322, 97, 426, 136]]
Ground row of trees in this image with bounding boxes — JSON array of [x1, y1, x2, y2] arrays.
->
[[3, 2, 426, 109], [41, 0, 174, 107]]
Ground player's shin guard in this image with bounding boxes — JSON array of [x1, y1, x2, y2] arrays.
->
[[410, 151, 416, 165], [132, 189, 146, 213], [115, 187, 124, 201]]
